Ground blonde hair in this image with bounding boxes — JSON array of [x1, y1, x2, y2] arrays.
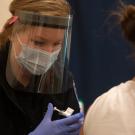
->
[[0, 0, 71, 48]]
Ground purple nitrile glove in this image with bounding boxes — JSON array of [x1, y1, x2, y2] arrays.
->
[[28, 103, 84, 135]]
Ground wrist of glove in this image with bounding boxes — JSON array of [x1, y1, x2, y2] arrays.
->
[[28, 103, 84, 135]]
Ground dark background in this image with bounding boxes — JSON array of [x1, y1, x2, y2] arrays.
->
[[68, 0, 135, 113]]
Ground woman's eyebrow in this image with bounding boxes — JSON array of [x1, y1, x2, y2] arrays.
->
[[32, 36, 48, 41]]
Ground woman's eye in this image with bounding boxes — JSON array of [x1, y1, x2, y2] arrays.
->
[[32, 40, 45, 46], [55, 42, 63, 47]]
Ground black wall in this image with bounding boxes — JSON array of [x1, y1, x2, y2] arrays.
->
[[68, 0, 135, 112]]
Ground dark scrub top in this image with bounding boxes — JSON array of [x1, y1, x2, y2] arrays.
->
[[0, 42, 80, 135]]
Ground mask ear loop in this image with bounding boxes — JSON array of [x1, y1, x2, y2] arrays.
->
[[12, 34, 23, 60]]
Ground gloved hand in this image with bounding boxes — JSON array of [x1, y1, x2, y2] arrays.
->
[[29, 103, 83, 135]]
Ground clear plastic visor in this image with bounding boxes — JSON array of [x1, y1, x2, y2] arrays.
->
[[6, 10, 73, 94]]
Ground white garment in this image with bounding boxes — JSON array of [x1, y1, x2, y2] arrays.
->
[[83, 80, 135, 135]]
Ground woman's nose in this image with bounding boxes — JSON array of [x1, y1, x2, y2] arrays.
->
[[43, 45, 54, 53]]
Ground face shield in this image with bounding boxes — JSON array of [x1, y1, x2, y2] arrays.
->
[[6, 10, 73, 94]]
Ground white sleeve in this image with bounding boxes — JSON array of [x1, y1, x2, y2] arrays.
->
[[83, 81, 135, 135]]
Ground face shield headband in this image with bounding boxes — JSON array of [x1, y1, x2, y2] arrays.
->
[[14, 10, 73, 29]]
